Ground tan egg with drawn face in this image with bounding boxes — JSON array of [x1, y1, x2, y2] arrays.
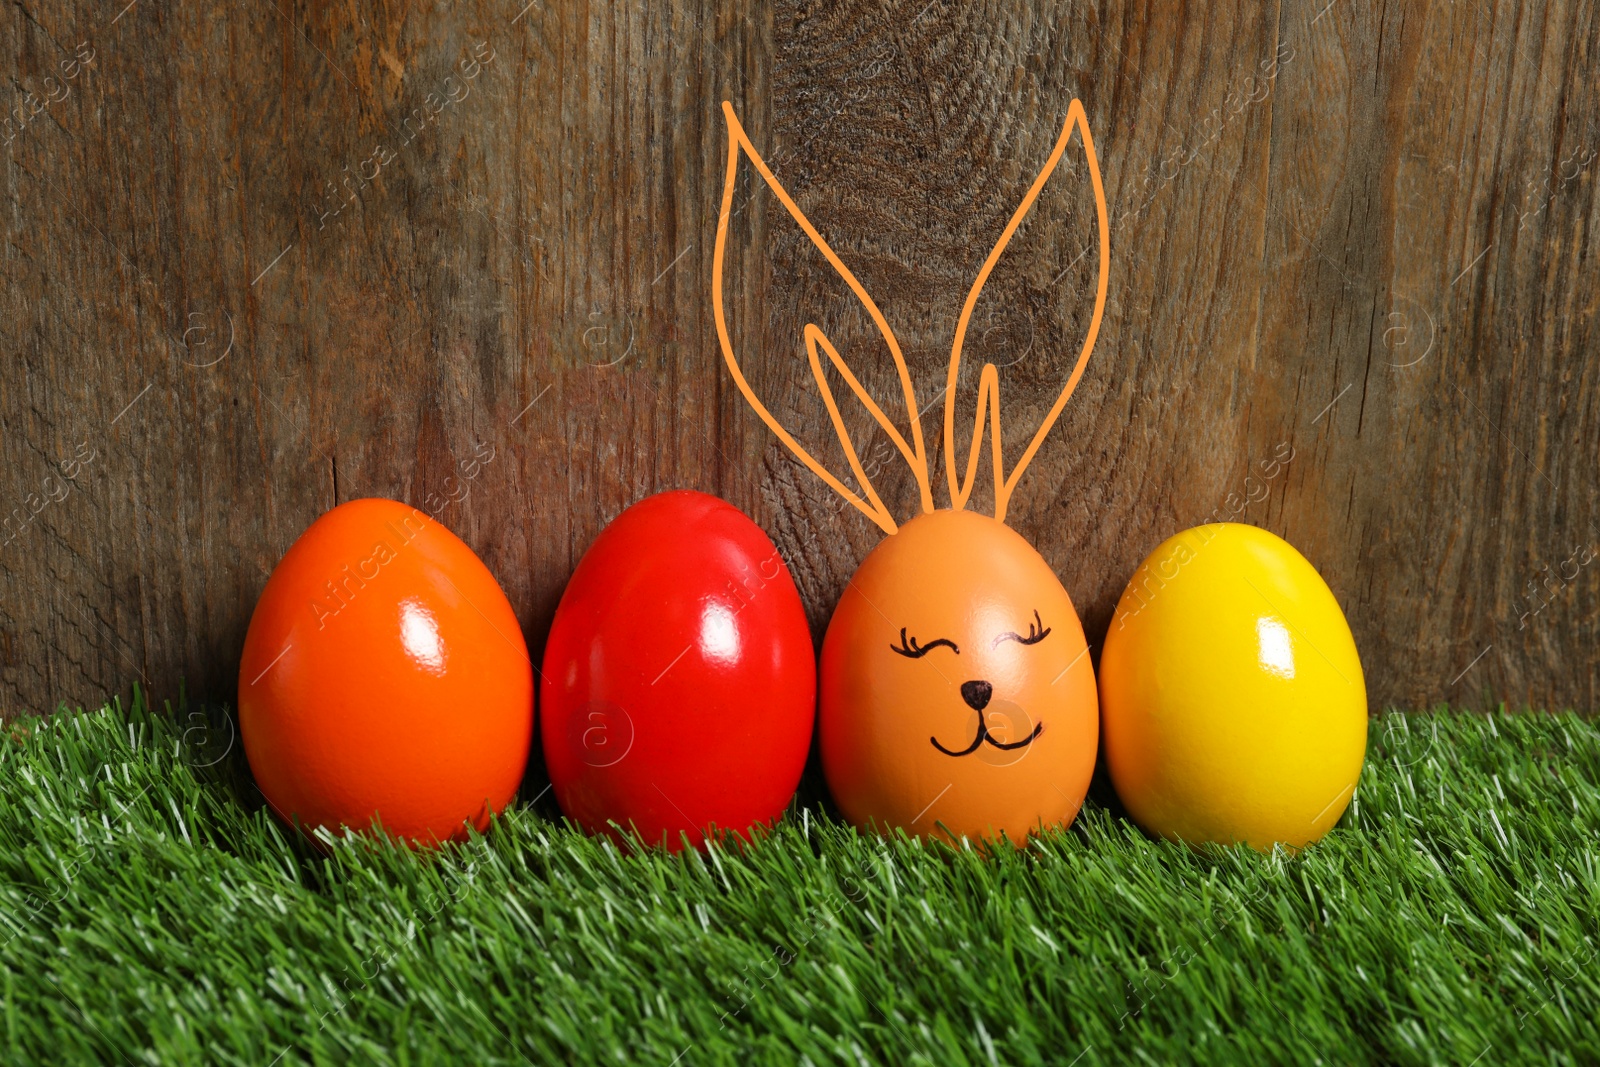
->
[[710, 96, 1112, 842], [820, 509, 1098, 842]]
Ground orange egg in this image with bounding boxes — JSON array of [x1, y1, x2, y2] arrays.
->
[[713, 98, 1113, 844], [820, 509, 1098, 843], [238, 498, 532, 844]]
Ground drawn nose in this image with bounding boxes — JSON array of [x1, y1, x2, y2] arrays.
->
[[960, 680, 993, 711]]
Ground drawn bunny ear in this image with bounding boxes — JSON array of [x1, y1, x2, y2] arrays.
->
[[944, 99, 1110, 523], [712, 101, 935, 536]]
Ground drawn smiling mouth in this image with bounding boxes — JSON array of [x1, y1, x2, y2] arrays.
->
[[931, 680, 1044, 756], [930, 716, 1044, 757]]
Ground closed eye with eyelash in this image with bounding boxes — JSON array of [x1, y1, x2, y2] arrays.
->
[[993, 609, 1051, 648], [890, 628, 959, 658]]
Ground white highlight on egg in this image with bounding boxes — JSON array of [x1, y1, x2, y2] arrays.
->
[[1256, 616, 1296, 679], [400, 600, 446, 673], [700, 600, 741, 665]]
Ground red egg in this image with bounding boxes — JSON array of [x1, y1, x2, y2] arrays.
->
[[239, 498, 533, 845], [540, 490, 815, 850]]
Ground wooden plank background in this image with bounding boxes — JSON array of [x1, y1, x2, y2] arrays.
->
[[0, 0, 1595, 720]]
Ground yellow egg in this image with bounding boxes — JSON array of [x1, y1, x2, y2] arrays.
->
[[1099, 523, 1366, 849]]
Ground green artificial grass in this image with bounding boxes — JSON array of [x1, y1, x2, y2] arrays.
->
[[0, 697, 1597, 1066]]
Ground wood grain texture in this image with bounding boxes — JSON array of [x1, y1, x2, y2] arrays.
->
[[0, 0, 1595, 719]]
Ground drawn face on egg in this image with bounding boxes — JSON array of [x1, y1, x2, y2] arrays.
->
[[819, 510, 1099, 844], [894, 607, 1051, 760]]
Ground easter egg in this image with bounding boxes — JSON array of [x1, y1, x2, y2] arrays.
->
[[1099, 522, 1367, 849], [820, 508, 1098, 843], [540, 490, 815, 850], [238, 498, 533, 844]]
